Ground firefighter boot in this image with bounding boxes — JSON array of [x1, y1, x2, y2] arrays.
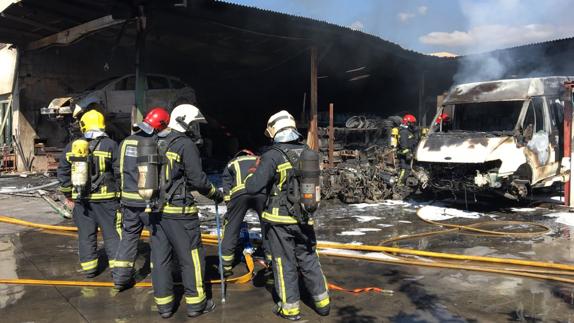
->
[[315, 303, 331, 316], [157, 304, 173, 319], [187, 299, 216, 317], [273, 304, 301, 321]]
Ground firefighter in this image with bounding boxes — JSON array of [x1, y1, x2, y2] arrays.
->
[[151, 104, 224, 319], [434, 113, 451, 132], [111, 107, 170, 290], [57, 110, 120, 278], [220, 149, 271, 278], [245, 110, 330, 321], [397, 113, 420, 185]]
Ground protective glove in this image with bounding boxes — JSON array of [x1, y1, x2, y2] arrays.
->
[[212, 189, 224, 204]]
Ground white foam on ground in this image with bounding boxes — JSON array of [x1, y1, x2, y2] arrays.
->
[[350, 203, 383, 209], [418, 205, 481, 221], [398, 220, 412, 224], [337, 230, 366, 236], [352, 215, 381, 223], [377, 224, 394, 228], [357, 228, 382, 232], [544, 212, 574, 226], [511, 207, 539, 212], [320, 248, 398, 261], [197, 205, 228, 214]]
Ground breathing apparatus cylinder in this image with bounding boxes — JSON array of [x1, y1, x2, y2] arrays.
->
[[136, 137, 160, 203], [299, 149, 321, 213], [70, 139, 90, 197], [390, 127, 399, 148]]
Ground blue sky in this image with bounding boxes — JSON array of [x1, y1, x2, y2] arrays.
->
[[226, 0, 574, 55]]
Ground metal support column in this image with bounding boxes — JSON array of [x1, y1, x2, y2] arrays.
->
[[307, 47, 319, 151], [134, 6, 147, 124], [328, 103, 334, 167], [563, 82, 574, 206]]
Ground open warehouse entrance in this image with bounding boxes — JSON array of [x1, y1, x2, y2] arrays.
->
[[0, 0, 456, 171]]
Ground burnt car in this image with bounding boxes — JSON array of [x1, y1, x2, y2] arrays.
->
[[41, 73, 196, 139], [416, 76, 572, 200]]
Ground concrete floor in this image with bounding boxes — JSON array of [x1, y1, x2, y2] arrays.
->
[[1, 182, 574, 322]]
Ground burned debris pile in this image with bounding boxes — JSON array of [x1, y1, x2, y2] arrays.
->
[[318, 116, 425, 203]]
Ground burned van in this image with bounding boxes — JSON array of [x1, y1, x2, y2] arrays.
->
[[416, 76, 572, 200]]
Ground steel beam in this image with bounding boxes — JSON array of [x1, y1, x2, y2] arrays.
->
[[26, 15, 125, 50]]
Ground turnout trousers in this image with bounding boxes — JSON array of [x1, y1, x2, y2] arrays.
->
[[73, 200, 121, 274], [112, 206, 149, 286], [221, 193, 270, 270], [267, 223, 330, 316], [398, 156, 412, 184], [150, 214, 207, 313]]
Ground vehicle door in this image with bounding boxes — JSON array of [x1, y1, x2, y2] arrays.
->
[[146, 75, 172, 109], [104, 75, 136, 115], [520, 96, 557, 183]]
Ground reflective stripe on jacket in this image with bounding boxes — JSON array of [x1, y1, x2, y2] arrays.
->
[[245, 143, 305, 225], [159, 131, 217, 216], [115, 133, 155, 207], [57, 136, 119, 201], [221, 155, 258, 202]]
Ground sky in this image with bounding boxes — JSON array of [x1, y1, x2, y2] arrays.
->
[[226, 0, 574, 55]]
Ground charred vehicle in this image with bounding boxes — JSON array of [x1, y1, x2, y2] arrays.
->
[[41, 74, 196, 139], [416, 76, 572, 200]]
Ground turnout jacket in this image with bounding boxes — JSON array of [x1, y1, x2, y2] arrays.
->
[[114, 131, 153, 207], [398, 125, 419, 156], [245, 142, 303, 225], [57, 135, 119, 201], [159, 131, 218, 216], [221, 155, 259, 202]]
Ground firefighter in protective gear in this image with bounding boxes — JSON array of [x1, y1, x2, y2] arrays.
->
[[245, 110, 330, 321], [397, 114, 420, 185], [111, 107, 170, 290], [220, 149, 270, 278], [151, 104, 224, 319], [57, 110, 120, 278], [434, 113, 451, 132]]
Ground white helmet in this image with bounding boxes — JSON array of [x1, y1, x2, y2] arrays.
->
[[168, 104, 207, 133], [265, 110, 297, 139]]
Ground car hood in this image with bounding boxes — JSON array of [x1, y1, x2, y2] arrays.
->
[[416, 132, 515, 163]]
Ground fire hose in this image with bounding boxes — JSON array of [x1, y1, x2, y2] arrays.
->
[[0, 215, 387, 294], [0, 213, 572, 289]]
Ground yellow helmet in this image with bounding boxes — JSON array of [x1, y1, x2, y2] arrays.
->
[[79, 110, 105, 133]]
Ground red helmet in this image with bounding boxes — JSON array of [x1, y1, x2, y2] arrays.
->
[[234, 149, 255, 158], [402, 114, 416, 125], [436, 113, 450, 124], [138, 107, 170, 134]]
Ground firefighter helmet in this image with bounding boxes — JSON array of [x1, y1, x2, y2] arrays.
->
[[137, 107, 170, 134], [233, 149, 255, 158], [168, 104, 207, 133], [436, 113, 450, 124], [265, 110, 297, 138], [402, 114, 417, 125], [79, 110, 105, 133]]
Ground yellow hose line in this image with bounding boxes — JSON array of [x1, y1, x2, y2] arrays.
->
[[320, 251, 574, 284], [0, 253, 254, 287], [414, 208, 551, 237], [317, 242, 574, 271], [0, 215, 219, 242], [2, 214, 572, 272]]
